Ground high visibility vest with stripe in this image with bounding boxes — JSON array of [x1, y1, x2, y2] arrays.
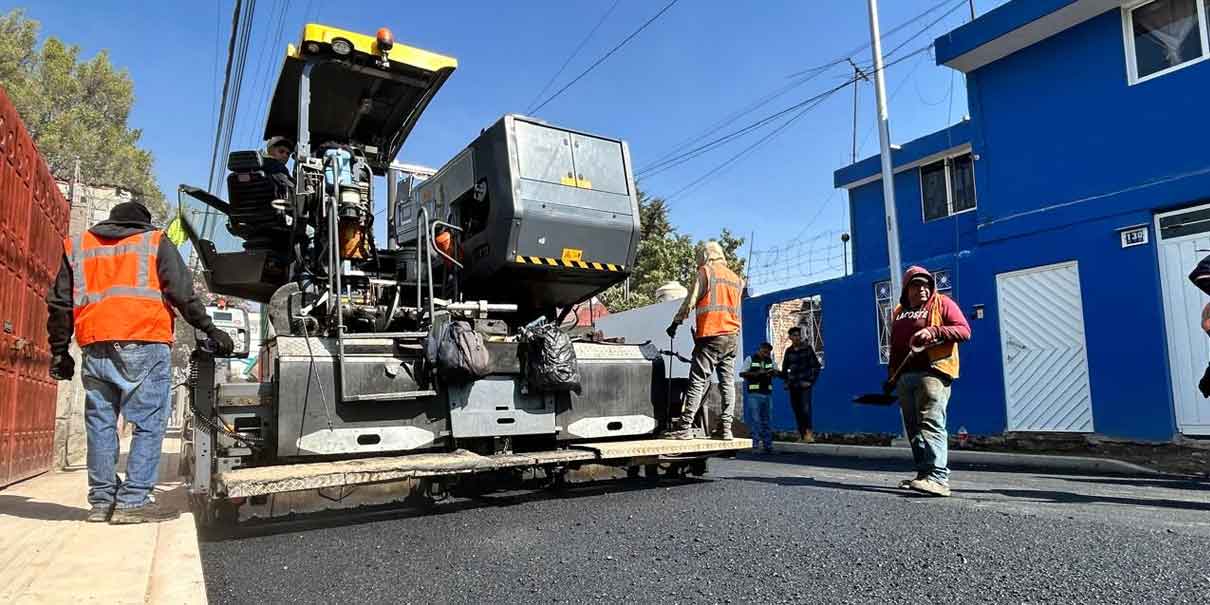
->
[[694, 262, 742, 338], [65, 230, 175, 347], [746, 358, 775, 394], [893, 294, 959, 379]]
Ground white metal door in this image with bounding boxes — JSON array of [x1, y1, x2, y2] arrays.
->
[[1156, 205, 1210, 435], [997, 262, 1094, 432]]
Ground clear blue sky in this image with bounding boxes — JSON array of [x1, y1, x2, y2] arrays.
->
[[6, 0, 1006, 293]]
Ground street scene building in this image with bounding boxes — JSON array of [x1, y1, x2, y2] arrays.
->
[[1, 2, 1208, 604], [747, 0, 1210, 442]]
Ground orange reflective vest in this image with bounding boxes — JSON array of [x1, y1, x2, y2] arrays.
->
[[694, 262, 742, 338], [893, 294, 959, 379], [65, 230, 175, 346]]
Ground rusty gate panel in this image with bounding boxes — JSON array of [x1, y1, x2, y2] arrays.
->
[[0, 85, 68, 488]]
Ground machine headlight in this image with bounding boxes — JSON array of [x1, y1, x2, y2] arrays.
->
[[331, 38, 353, 56]]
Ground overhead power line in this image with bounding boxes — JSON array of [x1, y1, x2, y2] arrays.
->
[[529, 0, 680, 114], [640, 0, 965, 184], [525, 0, 621, 115], [207, 0, 247, 195]]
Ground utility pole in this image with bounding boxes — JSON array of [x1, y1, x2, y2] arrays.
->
[[70, 157, 81, 208], [969, 0, 976, 21], [867, 0, 904, 301], [846, 58, 870, 164]]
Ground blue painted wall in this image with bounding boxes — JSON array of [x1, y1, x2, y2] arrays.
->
[[847, 159, 978, 274], [746, 4, 1203, 442], [968, 9, 1210, 243]]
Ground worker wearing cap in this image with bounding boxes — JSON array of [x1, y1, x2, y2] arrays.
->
[[664, 241, 744, 440], [263, 136, 295, 195], [886, 266, 970, 497], [46, 202, 234, 524]]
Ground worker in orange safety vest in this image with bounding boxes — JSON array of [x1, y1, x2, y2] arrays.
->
[[46, 202, 233, 524], [663, 240, 743, 440]]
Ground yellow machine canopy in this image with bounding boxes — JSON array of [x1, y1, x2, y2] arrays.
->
[[263, 24, 457, 173]]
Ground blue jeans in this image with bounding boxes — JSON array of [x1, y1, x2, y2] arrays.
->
[[897, 371, 951, 485], [82, 342, 172, 508], [746, 392, 772, 450]]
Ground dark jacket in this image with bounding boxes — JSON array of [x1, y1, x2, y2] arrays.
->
[[46, 218, 216, 355], [1190, 254, 1210, 296], [781, 344, 821, 390]]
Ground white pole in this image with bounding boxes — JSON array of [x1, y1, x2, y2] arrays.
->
[[867, 0, 903, 299]]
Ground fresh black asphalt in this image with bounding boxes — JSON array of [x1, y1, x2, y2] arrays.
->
[[200, 451, 1210, 604]]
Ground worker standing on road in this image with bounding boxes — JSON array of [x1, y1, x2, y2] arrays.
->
[[664, 241, 743, 440], [781, 326, 821, 443], [886, 266, 970, 497], [740, 342, 777, 453], [46, 202, 234, 524]]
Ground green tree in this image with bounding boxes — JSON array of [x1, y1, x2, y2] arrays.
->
[[600, 190, 746, 313], [0, 10, 164, 214]]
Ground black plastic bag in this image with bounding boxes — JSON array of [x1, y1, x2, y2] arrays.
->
[[520, 322, 581, 394], [426, 320, 490, 383]]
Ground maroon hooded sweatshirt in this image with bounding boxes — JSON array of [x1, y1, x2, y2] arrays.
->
[[888, 266, 971, 376]]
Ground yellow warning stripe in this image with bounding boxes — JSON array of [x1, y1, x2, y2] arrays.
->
[[514, 255, 623, 272]]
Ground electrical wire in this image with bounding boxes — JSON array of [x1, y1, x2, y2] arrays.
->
[[524, 0, 622, 115], [660, 44, 935, 206], [530, 0, 680, 114]]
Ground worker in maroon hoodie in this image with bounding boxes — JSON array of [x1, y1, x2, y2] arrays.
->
[[886, 266, 970, 497]]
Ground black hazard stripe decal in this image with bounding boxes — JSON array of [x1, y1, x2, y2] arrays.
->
[[515, 255, 622, 272]]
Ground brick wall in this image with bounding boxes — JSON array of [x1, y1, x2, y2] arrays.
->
[[768, 296, 824, 367]]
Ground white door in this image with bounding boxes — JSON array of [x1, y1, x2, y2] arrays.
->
[[997, 262, 1095, 432], [1156, 205, 1210, 435]]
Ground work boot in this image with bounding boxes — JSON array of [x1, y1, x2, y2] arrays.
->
[[660, 428, 693, 440], [86, 503, 114, 523], [714, 425, 734, 440], [110, 501, 180, 525], [800, 430, 815, 443], [908, 478, 951, 497], [899, 474, 927, 489]]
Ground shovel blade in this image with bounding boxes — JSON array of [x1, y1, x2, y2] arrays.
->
[[852, 393, 898, 406]]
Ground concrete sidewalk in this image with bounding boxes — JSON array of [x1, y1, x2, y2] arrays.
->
[[768, 441, 1163, 476], [0, 436, 206, 604]]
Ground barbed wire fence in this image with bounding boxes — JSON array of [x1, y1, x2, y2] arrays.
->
[[746, 229, 848, 295]]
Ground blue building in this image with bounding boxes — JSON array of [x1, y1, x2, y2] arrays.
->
[[745, 0, 1210, 443]]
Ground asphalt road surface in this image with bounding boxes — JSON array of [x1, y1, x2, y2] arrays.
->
[[200, 451, 1210, 604]]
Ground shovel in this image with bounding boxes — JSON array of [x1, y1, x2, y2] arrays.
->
[[852, 344, 924, 406]]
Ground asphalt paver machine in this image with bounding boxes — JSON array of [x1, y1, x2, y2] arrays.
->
[[179, 24, 747, 524]]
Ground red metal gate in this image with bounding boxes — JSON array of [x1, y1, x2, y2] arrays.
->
[[0, 85, 69, 488]]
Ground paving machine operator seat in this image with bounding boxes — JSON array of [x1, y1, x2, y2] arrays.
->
[[225, 150, 292, 255]]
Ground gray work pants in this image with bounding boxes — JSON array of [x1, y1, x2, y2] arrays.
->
[[677, 333, 737, 431]]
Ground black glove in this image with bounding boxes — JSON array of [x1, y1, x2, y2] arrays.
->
[[50, 354, 75, 381], [882, 379, 896, 395], [206, 327, 235, 356], [1199, 364, 1210, 399], [665, 321, 680, 339]]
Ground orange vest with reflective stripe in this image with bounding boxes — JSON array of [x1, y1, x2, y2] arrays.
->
[[893, 294, 959, 379], [694, 262, 742, 338], [65, 230, 175, 346]]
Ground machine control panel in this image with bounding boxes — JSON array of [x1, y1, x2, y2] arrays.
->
[[196, 305, 251, 358]]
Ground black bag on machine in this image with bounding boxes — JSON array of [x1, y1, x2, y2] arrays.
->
[[520, 322, 581, 394], [426, 320, 491, 383]]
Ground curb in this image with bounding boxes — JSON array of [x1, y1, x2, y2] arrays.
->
[[769, 441, 1162, 477]]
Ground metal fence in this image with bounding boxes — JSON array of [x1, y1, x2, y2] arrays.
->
[[0, 85, 71, 488]]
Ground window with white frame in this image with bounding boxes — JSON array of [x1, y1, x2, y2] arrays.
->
[[1123, 0, 1210, 84], [920, 153, 976, 222]]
